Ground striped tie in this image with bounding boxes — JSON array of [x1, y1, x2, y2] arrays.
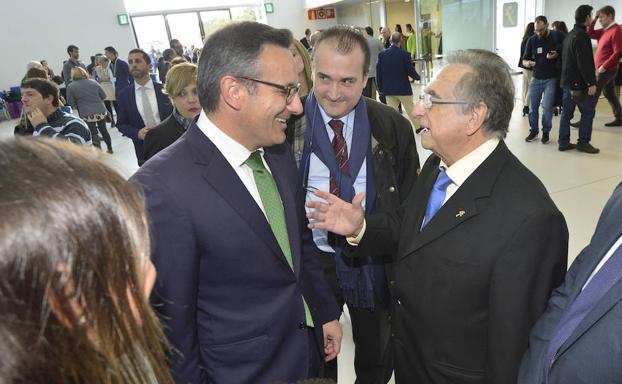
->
[[328, 119, 349, 196]]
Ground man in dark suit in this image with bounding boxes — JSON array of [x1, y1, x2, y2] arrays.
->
[[376, 32, 420, 120], [286, 26, 419, 384], [301, 28, 311, 50], [131, 22, 342, 384], [518, 182, 622, 383], [116, 49, 172, 165], [104, 46, 132, 98], [306, 49, 569, 383]]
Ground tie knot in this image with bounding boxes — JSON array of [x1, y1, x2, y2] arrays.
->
[[245, 151, 266, 172], [434, 168, 453, 191], [328, 119, 344, 136]]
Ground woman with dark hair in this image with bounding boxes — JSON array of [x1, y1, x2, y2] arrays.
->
[[519, 22, 535, 116], [0, 137, 173, 384], [551, 21, 568, 116]]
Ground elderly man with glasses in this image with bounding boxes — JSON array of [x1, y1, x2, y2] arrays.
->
[[132, 22, 342, 384], [306, 49, 569, 384], [286, 25, 419, 384]]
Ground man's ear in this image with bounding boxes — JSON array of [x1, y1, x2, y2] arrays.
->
[[466, 102, 488, 136], [220, 75, 245, 111]]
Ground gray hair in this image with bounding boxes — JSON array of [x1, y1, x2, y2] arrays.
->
[[446, 49, 514, 138], [197, 21, 291, 113]]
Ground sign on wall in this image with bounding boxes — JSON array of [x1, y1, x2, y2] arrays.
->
[[503, 2, 518, 27], [307, 7, 335, 20], [117, 14, 129, 25]]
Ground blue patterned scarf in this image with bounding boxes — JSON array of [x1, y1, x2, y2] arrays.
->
[[300, 92, 386, 309]]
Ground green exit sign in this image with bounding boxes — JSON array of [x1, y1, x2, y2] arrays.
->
[[117, 14, 129, 25], [265, 3, 274, 13]]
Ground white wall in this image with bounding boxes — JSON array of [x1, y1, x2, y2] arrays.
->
[[545, 0, 622, 30], [265, 0, 337, 37], [336, 1, 382, 32], [0, 0, 136, 91]]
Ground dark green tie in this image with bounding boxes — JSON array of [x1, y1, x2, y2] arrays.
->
[[245, 151, 314, 327]]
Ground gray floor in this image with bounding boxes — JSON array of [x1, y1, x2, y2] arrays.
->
[[2, 93, 621, 383]]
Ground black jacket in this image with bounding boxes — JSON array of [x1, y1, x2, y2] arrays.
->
[[143, 114, 185, 162], [561, 24, 596, 90], [286, 97, 420, 282]]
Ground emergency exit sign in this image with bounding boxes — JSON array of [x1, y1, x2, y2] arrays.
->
[[117, 14, 129, 25]]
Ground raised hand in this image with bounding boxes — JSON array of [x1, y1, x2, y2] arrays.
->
[[306, 190, 366, 237]]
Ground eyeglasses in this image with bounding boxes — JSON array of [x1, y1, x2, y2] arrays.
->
[[419, 92, 469, 110], [239, 76, 301, 104]]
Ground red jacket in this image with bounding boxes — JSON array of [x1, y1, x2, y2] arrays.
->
[[588, 20, 622, 72]]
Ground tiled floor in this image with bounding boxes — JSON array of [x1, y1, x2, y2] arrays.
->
[[2, 92, 621, 383]]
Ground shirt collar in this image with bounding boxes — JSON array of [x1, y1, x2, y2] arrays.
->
[[317, 103, 356, 134], [134, 79, 154, 91], [440, 138, 500, 187], [196, 110, 261, 169]]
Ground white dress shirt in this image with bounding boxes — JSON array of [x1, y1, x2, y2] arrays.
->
[[134, 79, 161, 126], [196, 111, 272, 218], [306, 106, 367, 252], [440, 137, 500, 204]]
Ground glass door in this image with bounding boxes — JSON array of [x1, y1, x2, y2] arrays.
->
[[166, 12, 204, 55]]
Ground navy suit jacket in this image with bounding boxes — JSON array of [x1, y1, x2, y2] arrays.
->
[[519, 182, 622, 384], [112, 58, 132, 97], [116, 81, 172, 165], [376, 45, 419, 96], [131, 124, 340, 384]]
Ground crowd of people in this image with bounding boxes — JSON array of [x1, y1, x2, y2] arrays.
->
[[3, 4, 622, 384], [521, 5, 622, 154]]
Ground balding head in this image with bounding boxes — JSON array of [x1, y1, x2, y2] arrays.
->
[[390, 32, 401, 45]]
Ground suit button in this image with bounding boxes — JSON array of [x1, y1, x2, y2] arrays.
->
[[298, 322, 307, 330], [389, 186, 396, 192], [396, 299, 402, 306], [378, 149, 384, 155], [389, 280, 395, 287]]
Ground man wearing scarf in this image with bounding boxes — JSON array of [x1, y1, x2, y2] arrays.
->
[[286, 26, 420, 384]]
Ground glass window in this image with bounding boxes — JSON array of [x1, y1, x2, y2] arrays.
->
[[166, 13, 204, 53], [200, 10, 232, 39], [132, 15, 170, 58]]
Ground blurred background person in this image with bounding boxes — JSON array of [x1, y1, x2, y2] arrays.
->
[[67, 67, 113, 153], [143, 62, 200, 161], [0, 137, 173, 384], [40, 60, 55, 78], [290, 38, 313, 97], [519, 22, 535, 116], [94, 56, 118, 128]]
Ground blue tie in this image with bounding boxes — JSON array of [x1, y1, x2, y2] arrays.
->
[[422, 167, 452, 227], [543, 240, 622, 382]]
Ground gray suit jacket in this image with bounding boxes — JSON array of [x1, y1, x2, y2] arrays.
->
[[518, 182, 622, 384], [66, 79, 107, 118]]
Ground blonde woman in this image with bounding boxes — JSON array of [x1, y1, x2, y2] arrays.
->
[[94, 56, 117, 126], [143, 62, 200, 161], [290, 38, 313, 97], [66, 67, 112, 152]]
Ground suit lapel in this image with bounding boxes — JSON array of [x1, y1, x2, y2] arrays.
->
[[186, 126, 293, 271], [265, 149, 301, 277], [401, 141, 509, 258], [555, 226, 622, 357], [128, 90, 146, 128]]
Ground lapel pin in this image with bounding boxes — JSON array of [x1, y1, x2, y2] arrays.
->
[[456, 210, 466, 218]]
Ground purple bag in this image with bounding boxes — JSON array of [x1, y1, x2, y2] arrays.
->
[[8, 101, 23, 119]]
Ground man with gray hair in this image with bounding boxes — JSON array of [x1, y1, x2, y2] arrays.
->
[[132, 22, 341, 384], [305, 49, 568, 383]]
